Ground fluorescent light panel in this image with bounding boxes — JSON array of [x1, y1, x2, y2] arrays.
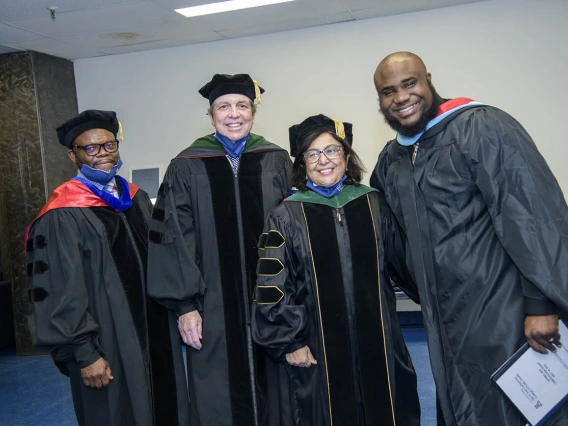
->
[[175, 0, 295, 18]]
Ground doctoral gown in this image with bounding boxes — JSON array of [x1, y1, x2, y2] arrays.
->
[[147, 133, 292, 426], [371, 104, 568, 426], [26, 178, 189, 426], [251, 185, 421, 426]]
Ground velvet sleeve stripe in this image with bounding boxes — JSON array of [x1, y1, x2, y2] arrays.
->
[[151, 208, 169, 222], [27, 260, 49, 276], [265, 230, 285, 248], [254, 286, 284, 304], [27, 287, 49, 303], [26, 235, 48, 252], [149, 230, 175, 245], [257, 258, 284, 276]]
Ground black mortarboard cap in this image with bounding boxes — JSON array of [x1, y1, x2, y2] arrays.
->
[[56, 109, 120, 148], [289, 114, 353, 157], [198, 74, 264, 105]]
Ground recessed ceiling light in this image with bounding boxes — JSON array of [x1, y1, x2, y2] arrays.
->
[[175, 0, 296, 18]]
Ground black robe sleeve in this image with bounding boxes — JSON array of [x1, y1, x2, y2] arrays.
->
[[27, 210, 102, 370], [147, 162, 207, 316], [251, 209, 308, 360], [371, 149, 421, 304], [465, 108, 568, 315]]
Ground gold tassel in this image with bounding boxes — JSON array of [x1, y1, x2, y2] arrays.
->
[[118, 121, 123, 141], [253, 79, 262, 105], [333, 118, 345, 140]]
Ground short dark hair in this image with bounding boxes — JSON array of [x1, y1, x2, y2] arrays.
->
[[290, 131, 366, 191]]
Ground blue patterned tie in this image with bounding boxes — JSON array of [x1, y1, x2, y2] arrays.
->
[[105, 181, 119, 198]]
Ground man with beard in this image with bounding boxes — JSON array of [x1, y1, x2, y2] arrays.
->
[[370, 51, 568, 426], [26, 110, 189, 426], [147, 74, 292, 426]]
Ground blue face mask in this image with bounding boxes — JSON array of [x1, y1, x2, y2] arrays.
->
[[79, 158, 123, 184], [306, 174, 347, 198]]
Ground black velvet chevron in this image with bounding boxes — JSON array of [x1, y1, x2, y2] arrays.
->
[[27, 287, 49, 303], [151, 207, 167, 221], [30, 261, 49, 275], [257, 258, 284, 276], [255, 286, 284, 304], [149, 230, 174, 244], [26, 235, 47, 252], [265, 230, 285, 248]]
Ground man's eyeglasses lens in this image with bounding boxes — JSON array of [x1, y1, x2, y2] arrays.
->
[[304, 145, 342, 163], [75, 140, 119, 156]]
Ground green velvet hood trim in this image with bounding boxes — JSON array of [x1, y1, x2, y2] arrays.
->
[[189, 133, 270, 151], [285, 184, 377, 208]]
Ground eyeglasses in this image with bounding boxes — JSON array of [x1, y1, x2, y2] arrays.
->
[[73, 140, 119, 156], [303, 145, 342, 163]]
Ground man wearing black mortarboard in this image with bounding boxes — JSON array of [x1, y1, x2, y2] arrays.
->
[[25, 110, 190, 426], [147, 74, 293, 426]]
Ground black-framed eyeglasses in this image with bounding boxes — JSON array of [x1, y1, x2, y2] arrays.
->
[[73, 140, 119, 156], [304, 144, 342, 163]]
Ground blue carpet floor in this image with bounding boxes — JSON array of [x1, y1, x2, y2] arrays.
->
[[0, 328, 435, 425]]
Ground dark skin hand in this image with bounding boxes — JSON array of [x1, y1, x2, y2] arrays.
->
[[80, 357, 114, 389], [525, 314, 561, 354]]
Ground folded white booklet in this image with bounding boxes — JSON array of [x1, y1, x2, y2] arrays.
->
[[491, 320, 568, 426]]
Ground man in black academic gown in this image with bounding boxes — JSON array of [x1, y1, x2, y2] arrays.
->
[[147, 74, 292, 426], [26, 110, 190, 426], [370, 51, 568, 426]]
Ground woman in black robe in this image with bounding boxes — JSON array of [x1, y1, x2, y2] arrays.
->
[[251, 114, 421, 426]]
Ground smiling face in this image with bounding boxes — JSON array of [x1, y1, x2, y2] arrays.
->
[[374, 55, 434, 135], [305, 132, 347, 187], [67, 128, 119, 171], [209, 93, 255, 141]]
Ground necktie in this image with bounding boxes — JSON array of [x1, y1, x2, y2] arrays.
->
[[106, 181, 119, 198]]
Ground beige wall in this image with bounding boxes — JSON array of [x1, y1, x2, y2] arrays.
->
[[74, 0, 568, 194]]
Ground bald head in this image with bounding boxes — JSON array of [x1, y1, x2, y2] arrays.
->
[[374, 52, 442, 137], [374, 52, 428, 92]]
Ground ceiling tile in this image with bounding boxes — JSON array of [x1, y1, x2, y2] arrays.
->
[[97, 31, 224, 54], [0, 0, 491, 59], [217, 11, 354, 39], [7, 37, 105, 59], [5, 2, 185, 37], [60, 19, 221, 50], [0, 0, 146, 21], [0, 23, 42, 43], [351, 0, 486, 18]]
